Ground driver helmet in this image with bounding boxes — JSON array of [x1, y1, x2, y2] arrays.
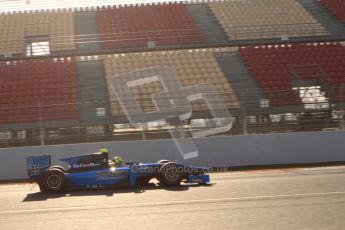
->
[[113, 156, 123, 166], [100, 148, 109, 154]]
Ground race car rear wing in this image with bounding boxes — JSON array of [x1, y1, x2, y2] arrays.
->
[[26, 155, 51, 178]]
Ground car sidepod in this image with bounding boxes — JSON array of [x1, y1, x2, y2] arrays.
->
[[65, 166, 130, 186]]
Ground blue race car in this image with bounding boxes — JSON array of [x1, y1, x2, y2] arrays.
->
[[26, 152, 210, 192]]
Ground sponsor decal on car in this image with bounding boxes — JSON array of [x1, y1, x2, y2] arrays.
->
[[29, 165, 40, 175], [96, 171, 128, 181], [72, 162, 100, 168]]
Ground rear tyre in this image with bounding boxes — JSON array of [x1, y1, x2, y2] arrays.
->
[[42, 169, 66, 192], [159, 163, 183, 186], [48, 166, 65, 172]]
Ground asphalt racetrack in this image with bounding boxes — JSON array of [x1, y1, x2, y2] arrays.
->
[[0, 166, 345, 230]]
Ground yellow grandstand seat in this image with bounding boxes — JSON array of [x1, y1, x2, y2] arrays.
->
[[208, 0, 328, 40], [103, 49, 240, 116], [0, 11, 75, 56]]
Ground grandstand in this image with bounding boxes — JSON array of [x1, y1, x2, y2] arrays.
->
[[240, 42, 345, 106], [103, 48, 240, 116], [208, 0, 328, 40], [0, 57, 79, 122], [0, 11, 75, 56], [96, 4, 204, 49], [0, 0, 344, 147]]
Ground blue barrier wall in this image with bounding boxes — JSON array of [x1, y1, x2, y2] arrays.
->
[[0, 130, 345, 180]]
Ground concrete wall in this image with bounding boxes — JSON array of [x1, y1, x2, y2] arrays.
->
[[1, 130, 345, 180]]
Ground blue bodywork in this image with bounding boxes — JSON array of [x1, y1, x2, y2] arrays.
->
[[27, 155, 51, 179], [26, 153, 210, 189]]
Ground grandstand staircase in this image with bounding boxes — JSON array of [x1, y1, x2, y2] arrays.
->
[[74, 12, 101, 55], [186, 4, 229, 46], [76, 61, 111, 123], [299, 0, 345, 39], [215, 52, 266, 114]]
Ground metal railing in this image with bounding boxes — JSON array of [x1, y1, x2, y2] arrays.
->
[[0, 88, 344, 148]]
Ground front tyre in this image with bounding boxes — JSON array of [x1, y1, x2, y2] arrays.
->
[[159, 163, 183, 186], [42, 169, 66, 192]]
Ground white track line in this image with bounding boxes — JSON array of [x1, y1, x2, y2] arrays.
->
[[1, 191, 345, 215]]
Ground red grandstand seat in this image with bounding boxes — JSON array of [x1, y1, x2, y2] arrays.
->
[[96, 4, 204, 49], [0, 58, 79, 125], [320, 0, 345, 23], [240, 42, 345, 105]]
